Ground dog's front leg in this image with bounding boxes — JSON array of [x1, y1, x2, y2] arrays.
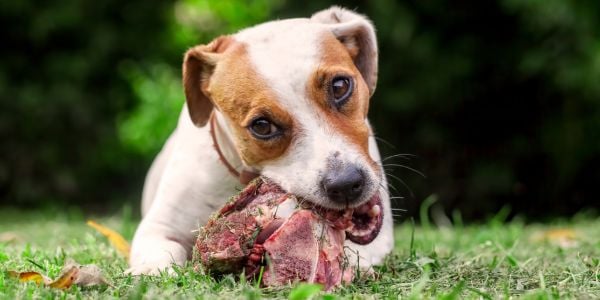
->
[[127, 195, 200, 275], [128, 172, 237, 276], [127, 217, 192, 275]]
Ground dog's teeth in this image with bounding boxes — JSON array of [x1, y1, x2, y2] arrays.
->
[[368, 205, 381, 217], [347, 223, 355, 232], [368, 222, 377, 231]]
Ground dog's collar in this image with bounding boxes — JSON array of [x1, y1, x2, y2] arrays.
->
[[209, 112, 260, 184]]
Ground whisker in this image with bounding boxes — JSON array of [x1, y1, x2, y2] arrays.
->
[[382, 153, 417, 162], [382, 164, 426, 178], [385, 172, 415, 198], [378, 185, 390, 197], [377, 180, 391, 192], [379, 181, 400, 197], [374, 136, 396, 150], [378, 183, 407, 216], [379, 182, 403, 207], [379, 185, 402, 207], [385, 182, 402, 196]]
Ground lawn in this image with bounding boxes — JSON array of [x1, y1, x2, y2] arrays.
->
[[0, 206, 598, 299]]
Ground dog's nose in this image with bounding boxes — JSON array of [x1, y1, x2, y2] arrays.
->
[[322, 165, 365, 204]]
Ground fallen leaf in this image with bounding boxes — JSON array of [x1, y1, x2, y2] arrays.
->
[[87, 220, 131, 258], [48, 265, 79, 289], [532, 228, 579, 248], [7, 270, 50, 285], [0, 232, 21, 243], [71, 263, 110, 287], [8, 259, 110, 289]]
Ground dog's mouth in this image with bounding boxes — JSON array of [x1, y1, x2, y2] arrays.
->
[[345, 194, 384, 244], [220, 177, 384, 245], [299, 191, 384, 245], [219, 177, 384, 246]]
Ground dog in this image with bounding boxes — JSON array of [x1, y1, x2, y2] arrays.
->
[[128, 6, 394, 275]]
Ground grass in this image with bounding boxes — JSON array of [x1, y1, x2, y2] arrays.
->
[[0, 206, 598, 299]]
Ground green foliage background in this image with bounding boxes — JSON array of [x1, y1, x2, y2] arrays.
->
[[1, 0, 598, 220]]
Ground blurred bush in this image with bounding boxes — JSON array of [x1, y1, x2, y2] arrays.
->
[[0, 0, 173, 206], [1, 0, 598, 220]]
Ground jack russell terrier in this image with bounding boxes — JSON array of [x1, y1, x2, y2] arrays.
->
[[128, 6, 394, 275]]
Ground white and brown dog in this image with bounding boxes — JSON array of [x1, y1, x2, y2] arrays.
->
[[128, 6, 394, 275]]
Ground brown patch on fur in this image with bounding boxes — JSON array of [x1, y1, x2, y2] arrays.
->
[[307, 32, 373, 165], [206, 42, 294, 165]]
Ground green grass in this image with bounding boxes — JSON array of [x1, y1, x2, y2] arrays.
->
[[0, 206, 598, 299]]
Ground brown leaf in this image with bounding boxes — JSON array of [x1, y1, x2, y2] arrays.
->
[[8, 259, 110, 289], [7, 270, 50, 285], [0, 232, 21, 243], [87, 220, 131, 258], [48, 265, 79, 289], [532, 228, 579, 248], [72, 263, 110, 287]]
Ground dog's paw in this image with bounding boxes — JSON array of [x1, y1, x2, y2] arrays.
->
[[125, 264, 163, 276], [125, 261, 179, 276], [127, 237, 189, 276]]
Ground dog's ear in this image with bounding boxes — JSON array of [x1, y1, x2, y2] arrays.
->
[[183, 36, 232, 127], [312, 6, 378, 95]]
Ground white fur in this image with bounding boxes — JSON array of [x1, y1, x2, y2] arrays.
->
[[128, 7, 394, 275], [128, 106, 241, 274]]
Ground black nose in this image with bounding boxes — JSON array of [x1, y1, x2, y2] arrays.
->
[[322, 165, 365, 204]]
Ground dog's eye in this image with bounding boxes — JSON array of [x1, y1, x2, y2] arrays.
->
[[248, 118, 280, 140], [330, 76, 353, 108]]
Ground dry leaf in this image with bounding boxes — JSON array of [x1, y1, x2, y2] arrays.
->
[[8, 259, 110, 289], [71, 263, 110, 287], [0, 232, 21, 243], [87, 220, 131, 258], [48, 265, 79, 289], [532, 228, 579, 248], [7, 270, 50, 285]]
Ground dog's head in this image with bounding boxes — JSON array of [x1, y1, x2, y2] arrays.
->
[[183, 6, 381, 209]]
